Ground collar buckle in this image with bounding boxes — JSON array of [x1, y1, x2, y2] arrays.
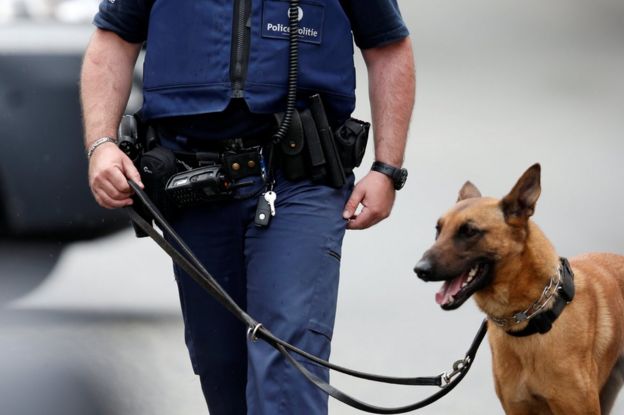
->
[[513, 311, 528, 324]]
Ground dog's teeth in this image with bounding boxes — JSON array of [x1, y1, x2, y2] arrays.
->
[[461, 281, 467, 288], [465, 266, 479, 284]]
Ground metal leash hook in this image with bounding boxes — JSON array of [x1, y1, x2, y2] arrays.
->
[[247, 323, 263, 342], [440, 356, 472, 388]]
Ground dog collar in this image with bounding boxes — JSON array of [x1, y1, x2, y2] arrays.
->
[[490, 257, 575, 337]]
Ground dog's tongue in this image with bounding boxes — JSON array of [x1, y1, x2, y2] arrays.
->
[[435, 276, 464, 305]]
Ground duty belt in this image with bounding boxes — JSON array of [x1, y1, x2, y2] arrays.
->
[[174, 149, 265, 182], [163, 134, 271, 180]]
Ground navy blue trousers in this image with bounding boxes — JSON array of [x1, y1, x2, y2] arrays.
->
[[169, 170, 353, 415]]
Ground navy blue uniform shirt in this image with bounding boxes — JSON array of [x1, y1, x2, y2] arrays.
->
[[94, 0, 409, 141]]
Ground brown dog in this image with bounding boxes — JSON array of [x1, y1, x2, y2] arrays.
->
[[414, 164, 624, 414]]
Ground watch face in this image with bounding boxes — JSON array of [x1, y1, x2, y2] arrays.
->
[[395, 168, 408, 190]]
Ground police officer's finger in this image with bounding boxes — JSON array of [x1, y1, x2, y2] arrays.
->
[[343, 185, 365, 219], [121, 156, 144, 188], [107, 165, 133, 194], [346, 207, 377, 230], [94, 187, 131, 209], [348, 201, 391, 229], [98, 179, 132, 200]]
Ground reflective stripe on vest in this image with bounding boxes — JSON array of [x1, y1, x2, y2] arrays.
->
[[142, 0, 356, 121]]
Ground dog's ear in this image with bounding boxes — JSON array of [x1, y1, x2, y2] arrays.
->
[[501, 163, 541, 226], [457, 181, 482, 202]]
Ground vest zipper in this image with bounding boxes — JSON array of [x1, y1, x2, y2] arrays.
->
[[231, 0, 252, 98]]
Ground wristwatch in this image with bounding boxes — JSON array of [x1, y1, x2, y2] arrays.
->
[[371, 161, 408, 190]]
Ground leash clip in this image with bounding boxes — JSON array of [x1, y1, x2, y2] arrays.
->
[[440, 356, 471, 388], [247, 323, 263, 342]]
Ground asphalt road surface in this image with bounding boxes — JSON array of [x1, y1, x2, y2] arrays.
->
[[3, 0, 624, 414]]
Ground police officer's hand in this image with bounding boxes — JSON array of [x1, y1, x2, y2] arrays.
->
[[343, 171, 395, 230], [88, 143, 144, 209]]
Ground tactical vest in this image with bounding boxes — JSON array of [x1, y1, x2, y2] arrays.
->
[[141, 0, 356, 122]]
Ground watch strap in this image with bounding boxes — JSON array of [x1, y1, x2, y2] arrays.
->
[[371, 161, 407, 190], [371, 161, 397, 178]]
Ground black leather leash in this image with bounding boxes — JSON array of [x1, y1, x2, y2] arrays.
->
[[125, 180, 488, 413]]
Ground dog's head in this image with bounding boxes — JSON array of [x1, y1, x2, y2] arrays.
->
[[414, 163, 542, 310]]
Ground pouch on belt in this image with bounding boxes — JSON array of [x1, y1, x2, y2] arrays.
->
[[276, 110, 307, 182], [223, 150, 263, 181], [139, 146, 178, 219], [334, 117, 370, 176]]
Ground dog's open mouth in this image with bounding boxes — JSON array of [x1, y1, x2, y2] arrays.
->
[[436, 262, 491, 310]]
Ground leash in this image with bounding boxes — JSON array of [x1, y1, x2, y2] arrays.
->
[[125, 180, 488, 413]]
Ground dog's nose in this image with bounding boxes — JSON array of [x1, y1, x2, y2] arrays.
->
[[414, 258, 433, 280]]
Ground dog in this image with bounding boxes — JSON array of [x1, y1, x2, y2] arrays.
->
[[414, 163, 624, 414]]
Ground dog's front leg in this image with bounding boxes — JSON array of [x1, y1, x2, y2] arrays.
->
[[498, 394, 600, 415], [545, 389, 601, 415], [499, 401, 551, 415], [495, 380, 552, 415], [495, 377, 601, 415]]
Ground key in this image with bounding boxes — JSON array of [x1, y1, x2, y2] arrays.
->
[[264, 191, 277, 216], [254, 194, 272, 228]]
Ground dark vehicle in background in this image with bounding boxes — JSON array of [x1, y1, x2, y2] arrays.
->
[[0, 0, 142, 302]]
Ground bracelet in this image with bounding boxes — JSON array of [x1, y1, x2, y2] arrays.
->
[[86, 136, 118, 160]]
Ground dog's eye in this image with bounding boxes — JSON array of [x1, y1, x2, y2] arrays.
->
[[458, 223, 481, 239], [435, 223, 442, 239]]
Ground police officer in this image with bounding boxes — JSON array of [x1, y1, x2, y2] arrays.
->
[[81, 1, 414, 414]]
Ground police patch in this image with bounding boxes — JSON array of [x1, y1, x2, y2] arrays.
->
[[262, 0, 324, 45]]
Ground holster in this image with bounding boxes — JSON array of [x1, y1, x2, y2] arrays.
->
[[277, 94, 370, 188], [119, 113, 168, 237], [300, 108, 327, 182], [309, 94, 346, 188]]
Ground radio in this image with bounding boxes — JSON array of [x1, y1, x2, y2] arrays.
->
[[165, 165, 231, 207]]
